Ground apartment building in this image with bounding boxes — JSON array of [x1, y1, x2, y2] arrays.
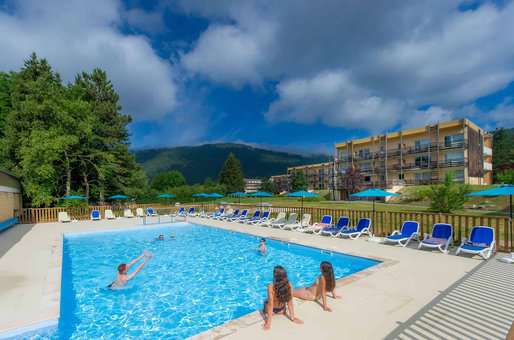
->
[[287, 162, 334, 191], [244, 178, 262, 193], [335, 119, 493, 195], [270, 174, 291, 193]]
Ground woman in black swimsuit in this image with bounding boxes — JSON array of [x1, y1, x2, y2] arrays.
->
[[262, 265, 303, 330]]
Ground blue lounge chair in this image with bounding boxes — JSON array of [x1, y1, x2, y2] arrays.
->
[[231, 209, 248, 222], [172, 207, 185, 217], [340, 218, 372, 239], [187, 207, 195, 216], [242, 210, 261, 224], [418, 223, 453, 253], [456, 226, 495, 260], [222, 209, 239, 220], [383, 221, 420, 247], [251, 211, 270, 224], [320, 216, 349, 237], [146, 207, 158, 216], [211, 207, 225, 219], [90, 210, 101, 221]]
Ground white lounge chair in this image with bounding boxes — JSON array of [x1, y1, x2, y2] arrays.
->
[[418, 223, 453, 253], [456, 226, 495, 260], [340, 218, 372, 239], [105, 209, 116, 220], [136, 208, 144, 217], [58, 211, 71, 223], [383, 221, 420, 247], [274, 213, 297, 229], [298, 215, 332, 233], [123, 209, 134, 218], [261, 212, 286, 227], [283, 214, 311, 231]]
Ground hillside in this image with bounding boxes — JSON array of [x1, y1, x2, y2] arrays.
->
[[134, 143, 330, 184]]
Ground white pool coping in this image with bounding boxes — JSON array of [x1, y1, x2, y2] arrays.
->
[[0, 216, 483, 339]]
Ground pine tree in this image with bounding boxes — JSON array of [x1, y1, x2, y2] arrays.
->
[[291, 171, 307, 191], [219, 153, 244, 192]]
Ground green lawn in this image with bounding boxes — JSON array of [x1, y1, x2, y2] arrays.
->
[[220, 183, 510, 217]]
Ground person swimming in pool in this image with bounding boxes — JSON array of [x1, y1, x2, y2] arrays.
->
[[292, 261, 340, 312], [258, 238, 267, 255], [262, 265, 303, 330], [155, 234, 165, 241], [108, 251, 152, 289]]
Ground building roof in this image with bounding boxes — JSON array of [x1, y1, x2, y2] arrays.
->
[[335, 118, 488, 148], [288, 162, 333, 171], [0, 169, 19, 180]]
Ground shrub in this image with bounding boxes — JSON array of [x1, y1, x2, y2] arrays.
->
[[426, 172, 470, 213]]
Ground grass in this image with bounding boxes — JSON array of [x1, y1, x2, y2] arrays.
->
[[218, 183, 511, 217]]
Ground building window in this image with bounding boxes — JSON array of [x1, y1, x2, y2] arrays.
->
[[444, 134, 464, 147], [364, 176, 371, 182], [452, 170, 465, 181], [358, 149, 371, 158], [445, 151, 464, 165], [415, 155, 430, 167], [415, 172, 431, 183], [414, 139, 431, 151], [361, 162, 371, 171], [398, 173, 404, 180]]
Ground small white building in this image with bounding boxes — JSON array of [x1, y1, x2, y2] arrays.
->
[[244, 178, 262, 193]]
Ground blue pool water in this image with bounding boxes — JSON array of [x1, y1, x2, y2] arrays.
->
[[18, 223, 379, 339]]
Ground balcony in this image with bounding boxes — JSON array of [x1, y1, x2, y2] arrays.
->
[[484, 146, 492, 156], [441, 141, 466, 150], [484, 162, 493, 171]]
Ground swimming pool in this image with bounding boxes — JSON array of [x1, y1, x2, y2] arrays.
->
[[17, 222, 380, 339]]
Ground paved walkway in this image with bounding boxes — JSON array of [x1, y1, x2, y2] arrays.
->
[[386, 255, 514, 340]]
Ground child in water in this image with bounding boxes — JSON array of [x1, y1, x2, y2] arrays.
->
[[259, 238, 267, 255]]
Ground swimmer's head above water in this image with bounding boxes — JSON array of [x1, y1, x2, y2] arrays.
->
[[117, 263, 128, 275]]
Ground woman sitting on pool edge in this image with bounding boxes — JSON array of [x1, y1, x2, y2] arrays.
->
[[293, 261, 340, 311], [108, 251, 153, 289], [262, 265, 303, 330]]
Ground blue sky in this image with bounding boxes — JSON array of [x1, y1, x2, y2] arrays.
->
[[1, 0, 514, 154]]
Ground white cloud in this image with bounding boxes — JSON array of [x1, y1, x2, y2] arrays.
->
[[179, 0, 514, 131], [402, 106, 454, 129], [265, 70, 404, 132], [182, 20, 275, 87], [0, 0, 177, 120]]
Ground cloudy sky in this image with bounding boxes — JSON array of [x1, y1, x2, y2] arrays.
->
[[1, 0, 513, 154]]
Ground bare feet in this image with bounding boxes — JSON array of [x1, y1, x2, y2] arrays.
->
[[292, 317, 303, 324]]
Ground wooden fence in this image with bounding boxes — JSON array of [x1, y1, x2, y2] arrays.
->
[[18, 203, 512, 251]]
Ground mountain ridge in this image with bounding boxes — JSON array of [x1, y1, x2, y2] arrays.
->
[[134, 142, 330, 184]]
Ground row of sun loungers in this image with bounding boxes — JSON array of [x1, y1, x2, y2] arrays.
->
[[201, 208, 496, 260], [58, 206, 198, 222]]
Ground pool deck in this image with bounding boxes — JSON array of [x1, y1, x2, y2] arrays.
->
[[0, 216, 498, 339]]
